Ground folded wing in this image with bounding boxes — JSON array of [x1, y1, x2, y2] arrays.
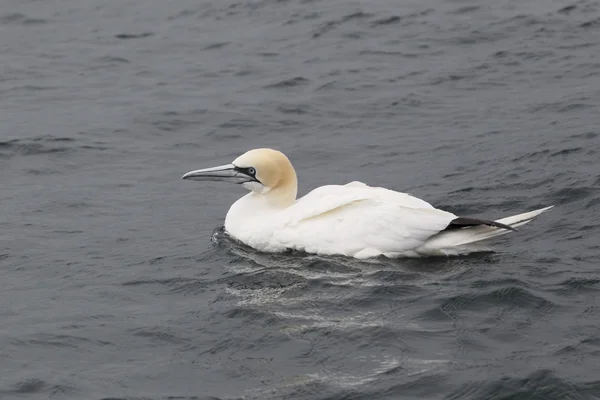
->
[[276, 182, 457, 257]]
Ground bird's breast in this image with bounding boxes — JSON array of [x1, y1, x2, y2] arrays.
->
[[223, 195, 288, 252]]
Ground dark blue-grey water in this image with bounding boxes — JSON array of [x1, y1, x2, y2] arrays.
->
[[1, 0, 600, 399]]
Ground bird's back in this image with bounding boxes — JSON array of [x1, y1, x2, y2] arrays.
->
[[270, 182, 457, 258]]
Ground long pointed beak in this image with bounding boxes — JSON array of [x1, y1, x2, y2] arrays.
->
[[181, 164, 250, 184]]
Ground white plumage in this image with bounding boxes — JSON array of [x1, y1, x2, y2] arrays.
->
[[182, 148, 552, 259]]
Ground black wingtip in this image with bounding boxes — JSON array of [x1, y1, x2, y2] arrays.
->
[[445, 216, 517, 232]]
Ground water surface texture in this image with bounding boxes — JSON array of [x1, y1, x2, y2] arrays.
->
[[2, 0, 600, 399]]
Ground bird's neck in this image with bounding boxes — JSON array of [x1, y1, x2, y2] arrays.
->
[[257, 166, 298, 209], [260, 181, 297, 209], [225, 183, 296, 231]]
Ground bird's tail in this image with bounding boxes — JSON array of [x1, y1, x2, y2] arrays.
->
[[418, 206, 554, 256]]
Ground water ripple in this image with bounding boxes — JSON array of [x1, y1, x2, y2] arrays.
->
[[2, 0, 599, 398]]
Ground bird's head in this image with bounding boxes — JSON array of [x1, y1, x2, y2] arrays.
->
[[182, 148, 298, 204]]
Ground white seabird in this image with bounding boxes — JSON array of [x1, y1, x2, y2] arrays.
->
[[182, 148, 552, 259]]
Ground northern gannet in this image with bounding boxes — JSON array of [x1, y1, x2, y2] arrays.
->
[[182, 148, 552, 259]]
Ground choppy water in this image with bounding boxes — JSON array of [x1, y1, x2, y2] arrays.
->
[[2, 0, 600, 399]]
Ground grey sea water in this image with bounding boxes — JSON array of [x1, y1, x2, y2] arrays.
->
[[1, 0, 600, 399]]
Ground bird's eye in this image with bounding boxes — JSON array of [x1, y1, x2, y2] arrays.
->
[[248, 167, 256, 175]]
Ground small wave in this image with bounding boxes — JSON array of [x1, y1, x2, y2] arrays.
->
[[204, 42, 230, 50], [370, 15, 402, 26], [11, 333, 112, 349], [89, 56, 131, 70], [222, 306, 281, 327], [359, 49, 419, 58], [217, 119, 261, 129], [130, 327, 189, 345], [448, 369, 589, 399], [469, 277, 532, 290], [223, 269, 307, 291], [276, 104, 312, 115], [553, 336, 600, 356], [139, 109, 209, 134], [569, 131, 598, 140], [0, 13, 47, 25], [312, 11, 373, 37], [2, 84, 60, 93], [421, 285, 559, 323], [448, 6, 481, 15], [114, 32, 154, 39], [581, 18, 600, 28], [550, 187, 595, 205], [10, 378, 46, 394], [529, 101, 595, 113], [0, 136, 108, 159], [122, 275, 215, 296], [0, 379, 78, 398], [95, 56, 130, 64], [553, 277, 600, 294], [24, 168, 61, 176], [277, 308, 387, 329], [369, 8, 433, 30], [557, 4, 577, 15], [585, 197, 600, 210], [550, 147, 584, 157], [264, 77, 310, 89], [0, 140, 70, 157]]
